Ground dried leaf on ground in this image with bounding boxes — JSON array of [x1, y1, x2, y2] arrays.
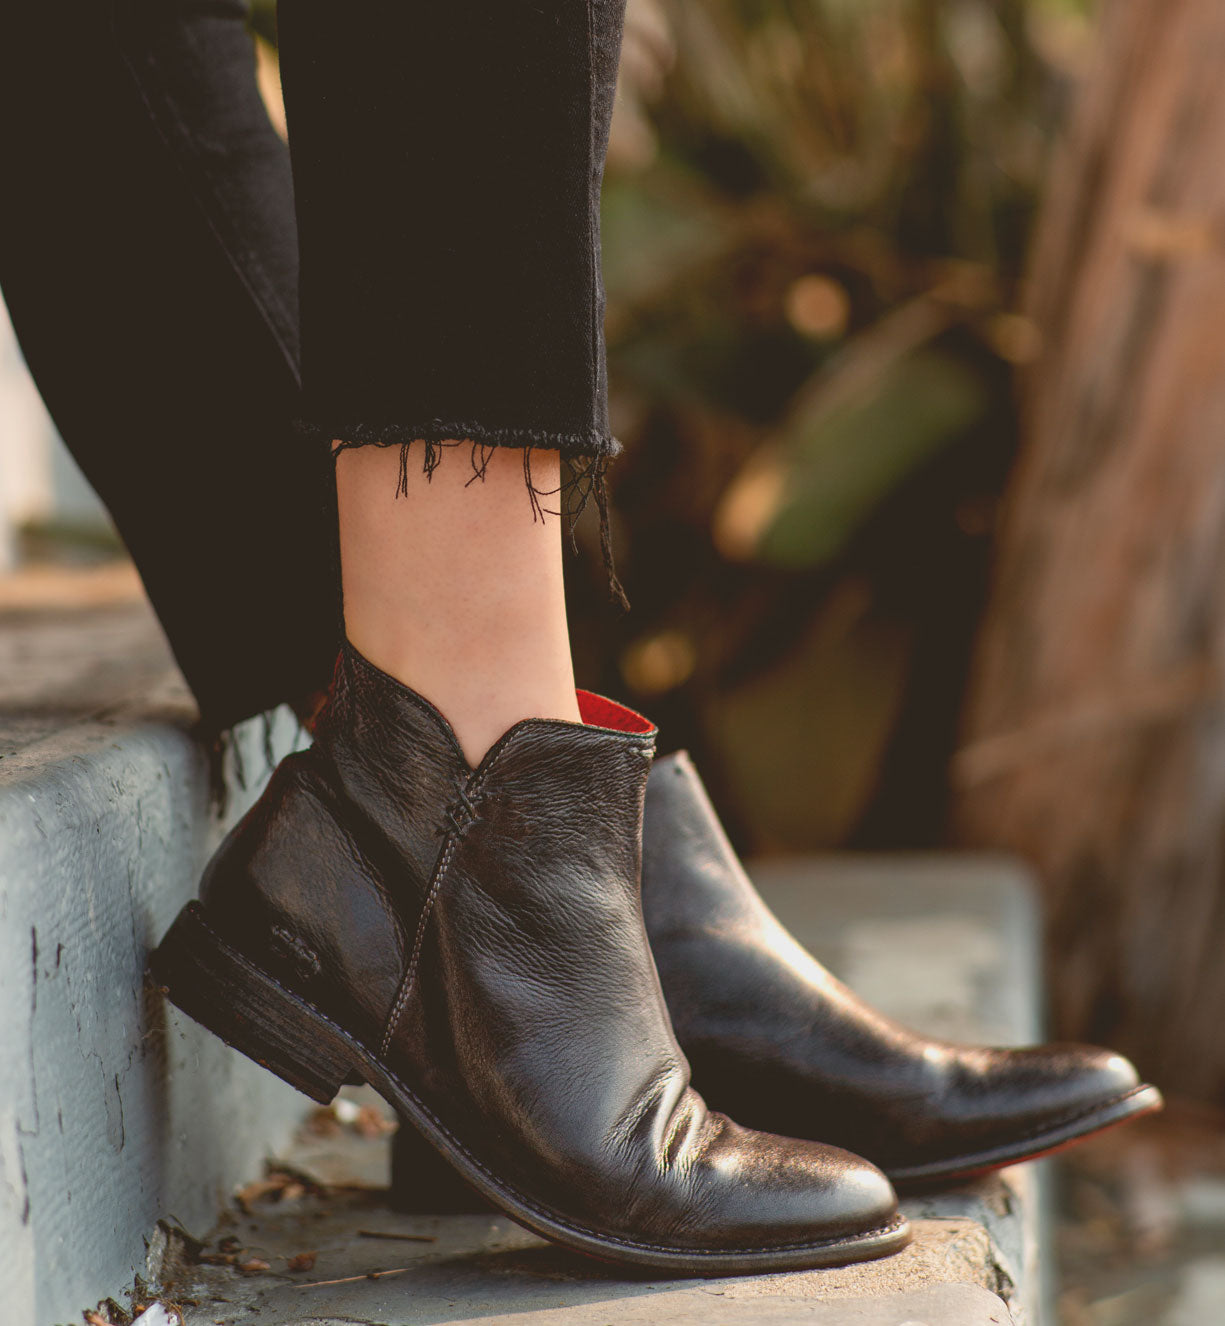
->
[[353, 1104, 396, 1138], [85, 1299, 130, 1326], [235, 1166, 322, 1212], [303, 1105, 342, 1136]]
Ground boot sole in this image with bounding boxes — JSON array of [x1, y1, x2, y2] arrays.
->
[[887, 1083, 1164, 1186], [389, 1082, 1166, 1211], [151, 902, 911, 1275]]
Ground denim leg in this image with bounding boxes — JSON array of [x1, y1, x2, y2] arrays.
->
[[0, 0, 630, 738], [278, 0, 628, 466], [0, 0, 339, 730]]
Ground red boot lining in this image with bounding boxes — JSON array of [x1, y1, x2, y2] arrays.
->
[[576, 691, 655, 735]]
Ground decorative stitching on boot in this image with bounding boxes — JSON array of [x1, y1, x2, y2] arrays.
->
[[378, 781, 484, 1059], [441, 786, 479, 837]]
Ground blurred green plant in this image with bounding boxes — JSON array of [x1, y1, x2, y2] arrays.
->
[[741, 348, 989, 570]]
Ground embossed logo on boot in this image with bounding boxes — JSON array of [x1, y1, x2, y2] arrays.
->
[[270, 924, 323, 981]]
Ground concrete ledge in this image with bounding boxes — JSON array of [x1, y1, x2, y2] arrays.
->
[[0, 601, 307, 1325], [156, 1189, 1022, 1325]]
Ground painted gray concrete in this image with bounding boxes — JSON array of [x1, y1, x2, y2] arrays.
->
[[0, 683, 307, 1325]]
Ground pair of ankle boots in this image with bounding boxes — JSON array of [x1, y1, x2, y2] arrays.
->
[[154, 644, 1160, 1274]]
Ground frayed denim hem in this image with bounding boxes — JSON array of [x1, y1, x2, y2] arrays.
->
[[303, 422, 629, 611], [294, 417, 621, 461]]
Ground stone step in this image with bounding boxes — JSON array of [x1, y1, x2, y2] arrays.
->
[[0, 594, 308, 1325]]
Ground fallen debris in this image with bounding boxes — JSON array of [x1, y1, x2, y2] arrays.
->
[[299, 1266, 411, 1289], [86, 1304, 182, 1326], [356, 1228, 436, 1243], [303, 1099, 397, 1140], [235, 1165, 324, 1213], [302, 1105, 343, 1138], [83, 1296, 134, 1325], [131, 1307, 181, 1326], [352, 1104, 397, 1139]]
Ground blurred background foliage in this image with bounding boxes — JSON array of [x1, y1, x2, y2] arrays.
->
[[252, 0, 1094, 855], [585, 0, 1094, 854]]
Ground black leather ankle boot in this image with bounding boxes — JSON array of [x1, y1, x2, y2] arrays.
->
[[153, 645, 908, 1274], [393, 751, 1161, 1209], [637, 753, 1161, 1183]]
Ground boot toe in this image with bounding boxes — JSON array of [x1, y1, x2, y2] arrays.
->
[[701, 1119, 901, 1250], [1065, 1045, 1140, 1098], [888, 1042, 1160, 1181], [999, 1043, 1142, 1124]]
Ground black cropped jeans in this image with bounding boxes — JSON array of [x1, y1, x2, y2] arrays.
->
[[0, 1, 627, 730]]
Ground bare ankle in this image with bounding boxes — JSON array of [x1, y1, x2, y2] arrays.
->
[[336, 442, 583, 765]]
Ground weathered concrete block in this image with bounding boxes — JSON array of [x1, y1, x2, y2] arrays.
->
[[0, 705, 306, 1325], [162, 1192, 1023, 1325]]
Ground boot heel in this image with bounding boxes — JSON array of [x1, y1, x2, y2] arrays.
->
[[151, 901, 356, 1104]]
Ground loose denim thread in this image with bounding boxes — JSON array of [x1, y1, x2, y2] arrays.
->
[[328, 435, 630, 612], [570, 452, 630, 612]]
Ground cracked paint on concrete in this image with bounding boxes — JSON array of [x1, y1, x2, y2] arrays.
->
[[0, 709, 307, 1325]]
